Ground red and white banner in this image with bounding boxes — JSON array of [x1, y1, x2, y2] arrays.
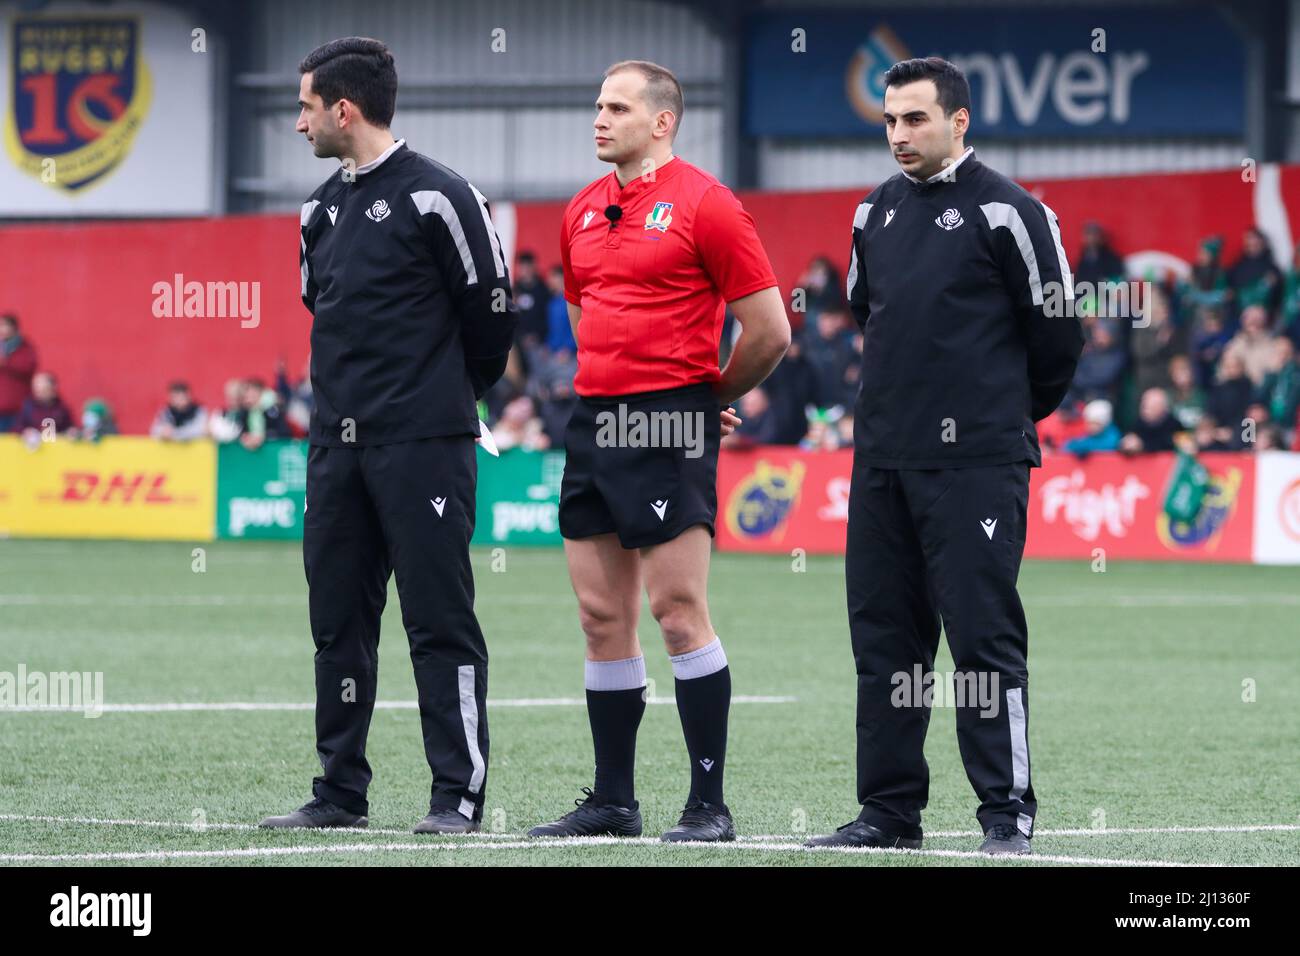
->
[[716, 447, 853, 554], [1029, 452, 1254, 562], [715, 448, 1293, 564]]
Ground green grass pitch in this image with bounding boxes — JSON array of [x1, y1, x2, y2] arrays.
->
[[0, 538, 1296, 866]]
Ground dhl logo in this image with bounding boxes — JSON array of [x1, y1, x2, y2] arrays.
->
[[38, 471, 195, 505]]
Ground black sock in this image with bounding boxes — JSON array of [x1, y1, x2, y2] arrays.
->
[[586, 686, 645, 806], [673, 647, 731, 806]]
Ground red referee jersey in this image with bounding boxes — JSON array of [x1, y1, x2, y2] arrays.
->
[[560, 156, 778, 397]]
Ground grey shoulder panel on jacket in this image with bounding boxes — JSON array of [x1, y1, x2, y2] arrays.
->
[[402, 149, 476, 192]]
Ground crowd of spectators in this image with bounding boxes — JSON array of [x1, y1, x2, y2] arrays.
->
[[476, 230, 1300, 457], [1, 314, 118, 446], [4, 222, 1299, 457], [1037, 224, 1300, 456]]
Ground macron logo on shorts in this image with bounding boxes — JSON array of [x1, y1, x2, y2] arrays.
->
[[431, 496, 447, 517], [981, 517, 997, 539], [650, 499, 668, 521]]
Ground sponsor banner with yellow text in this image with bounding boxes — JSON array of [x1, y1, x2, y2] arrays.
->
[[0, 435, 214, 539]]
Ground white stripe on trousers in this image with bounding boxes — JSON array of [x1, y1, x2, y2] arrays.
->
[[458, 665, 486, 809], [1006, 686, 1029, 803]]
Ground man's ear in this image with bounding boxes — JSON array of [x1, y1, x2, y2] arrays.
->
[[952, 107, 970, 139], [657, 110, 676, 141]]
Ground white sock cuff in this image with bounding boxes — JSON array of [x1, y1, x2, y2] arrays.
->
[[584, 655, 646, 692], [669, 637, 728, 681]]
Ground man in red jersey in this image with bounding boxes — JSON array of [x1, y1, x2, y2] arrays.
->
[[527, 60, 790, 843]]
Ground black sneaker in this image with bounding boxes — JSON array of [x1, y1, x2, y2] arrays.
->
[[660, 801, 735, 843], [979, 823, 1031, 855], [414, 807, 480, 834], [805, 820, 922, 849], [258, 796, 367, 829], [527, 787, 642, 838]]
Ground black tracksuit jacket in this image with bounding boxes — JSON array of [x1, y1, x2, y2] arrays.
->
[[299, 143, 517, 447], [847, 149, 1085, 468]]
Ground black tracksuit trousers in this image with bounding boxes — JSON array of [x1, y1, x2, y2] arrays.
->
[[846, 460, 1037, 838], [302, 435, 488, 820]]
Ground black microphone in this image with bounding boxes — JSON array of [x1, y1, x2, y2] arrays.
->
[[604, 204, 623, 225]]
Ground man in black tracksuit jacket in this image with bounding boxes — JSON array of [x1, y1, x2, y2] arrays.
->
[[807, 58, 1083, 855], [260, 38, 516, 835]]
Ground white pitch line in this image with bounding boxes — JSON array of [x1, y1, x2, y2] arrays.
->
[[0, 839, 1205, 867], [868, 824, 1300, 838], [3, 814, 1294, 843], [0, 813, 513, 838], [1023, 823, 1300, 837], [0, 695, 795, 713], [0, 593, 574, 608]]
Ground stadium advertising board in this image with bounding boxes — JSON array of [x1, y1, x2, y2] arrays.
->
[[1029, 452, 1255, 562], [745, 8, 1243, 139], [1252, 451, 1300, 565], [715, 448, 1268, 562], [0, 1, 216, 215], [0, 435, 215, 539], [472, 446, 565, 546], [715, 447, 852, 555], [216, 440, 307, 540]]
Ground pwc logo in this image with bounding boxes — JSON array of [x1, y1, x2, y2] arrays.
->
[[40, 471, 193, 505]]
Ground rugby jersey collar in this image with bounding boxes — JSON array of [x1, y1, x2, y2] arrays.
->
[[610, 153, 685, 202], [351, 138, 407, 176], [904, 146, 976, 190]]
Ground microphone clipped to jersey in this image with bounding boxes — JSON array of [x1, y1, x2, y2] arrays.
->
[[604, 204, 623, 228]]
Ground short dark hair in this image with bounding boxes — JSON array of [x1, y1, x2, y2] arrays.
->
[[517, 250, 536, 265], [0, 313, 17, 331], [605, 59, 684, 139], [299, 37, 397, 128], [168, 381, 190, 393], [884, 57, 971, 119]]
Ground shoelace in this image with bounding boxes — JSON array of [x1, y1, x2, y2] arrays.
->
[[558, 787, 599, 820], [986, 824, 1020, 840], [675, 803, 719, 828]]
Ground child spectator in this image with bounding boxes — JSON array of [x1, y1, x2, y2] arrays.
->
[[151, 381, 209, 440], [1063, 399, 1120, 455], [798, 406, 843, 451], [80, 398, 118, 441], [17, 371, 75, 443]]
